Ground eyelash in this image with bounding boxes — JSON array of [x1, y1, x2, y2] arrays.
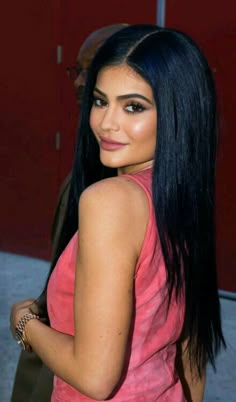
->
[[125, 103, 145, 114], [92, 96, 145, 114], [92, 97, 107, 107]]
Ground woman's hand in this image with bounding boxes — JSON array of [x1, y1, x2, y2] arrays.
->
[[10, 298, 38, 339]]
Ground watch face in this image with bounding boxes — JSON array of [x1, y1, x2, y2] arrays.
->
[[15, 329, 26, 350]]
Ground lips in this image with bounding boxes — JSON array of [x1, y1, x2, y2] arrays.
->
[[99, 136, 127, 151]]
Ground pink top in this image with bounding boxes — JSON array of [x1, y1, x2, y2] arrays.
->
[[47, 168, 186, 401]]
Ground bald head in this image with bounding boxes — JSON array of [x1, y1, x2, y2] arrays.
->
[[79, 24, 128, 58], [74, 24, 128, 104]]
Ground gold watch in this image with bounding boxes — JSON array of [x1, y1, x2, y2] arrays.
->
[[15, 312, 39, 352]]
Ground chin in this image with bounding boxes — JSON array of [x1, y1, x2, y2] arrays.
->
[[100, 156, 121, 169], [101, 161, 120, 170]]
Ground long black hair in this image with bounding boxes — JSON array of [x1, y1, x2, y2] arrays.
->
[[43, 24, 225, 374]]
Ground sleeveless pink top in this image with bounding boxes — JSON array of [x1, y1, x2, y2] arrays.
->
[[47, 168, 186, 401]]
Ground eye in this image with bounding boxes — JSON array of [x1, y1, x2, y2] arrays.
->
[[125, 102, 145, 113], [92, 96, 107, 107]]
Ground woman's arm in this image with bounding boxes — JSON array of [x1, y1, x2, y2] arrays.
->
[[10, 177, 149, 400]]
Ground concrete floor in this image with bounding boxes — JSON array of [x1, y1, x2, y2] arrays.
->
[[0, 251, 235, 402]]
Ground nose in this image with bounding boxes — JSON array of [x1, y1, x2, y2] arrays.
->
[[100, 105, 120, 132], [74, 70, 87, 89]]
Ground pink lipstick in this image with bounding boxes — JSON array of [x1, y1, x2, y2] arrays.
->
[[100, 136, 126, 151]]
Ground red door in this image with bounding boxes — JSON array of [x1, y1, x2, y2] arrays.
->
[[0, 1, 157, 261], [165, 0, 236, 292], [0, 2, 62, 259]]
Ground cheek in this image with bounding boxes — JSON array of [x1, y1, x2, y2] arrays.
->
[[128, 116, 157, 142]]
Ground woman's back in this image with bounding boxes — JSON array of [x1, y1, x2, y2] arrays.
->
[[47, 168, 186, 401]]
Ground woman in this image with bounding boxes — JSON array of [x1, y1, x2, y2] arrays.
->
[[11, 24, 225, 401]]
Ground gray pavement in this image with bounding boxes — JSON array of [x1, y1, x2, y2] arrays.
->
[[0, 251, 235, 402]]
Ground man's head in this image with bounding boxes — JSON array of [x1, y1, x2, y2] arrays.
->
[[68, 24, 128, 104]]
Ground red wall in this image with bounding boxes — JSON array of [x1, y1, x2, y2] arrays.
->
[[165, 0, 236, 291], [0, 1, 156, 260], [1, 1, 235, 292], [0, 3, 62, 259]]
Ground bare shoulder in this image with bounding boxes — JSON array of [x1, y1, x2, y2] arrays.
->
[[79, 176, 149, 216], [79, 176, 150, 255]]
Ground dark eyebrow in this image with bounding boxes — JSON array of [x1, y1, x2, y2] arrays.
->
[[93, 87, 153, 105]]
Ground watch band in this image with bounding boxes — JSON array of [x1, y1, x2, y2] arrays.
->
[[15, 312, 39, 352]]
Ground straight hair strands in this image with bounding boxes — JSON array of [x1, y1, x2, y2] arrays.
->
[[44, 24, 225, 375]]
